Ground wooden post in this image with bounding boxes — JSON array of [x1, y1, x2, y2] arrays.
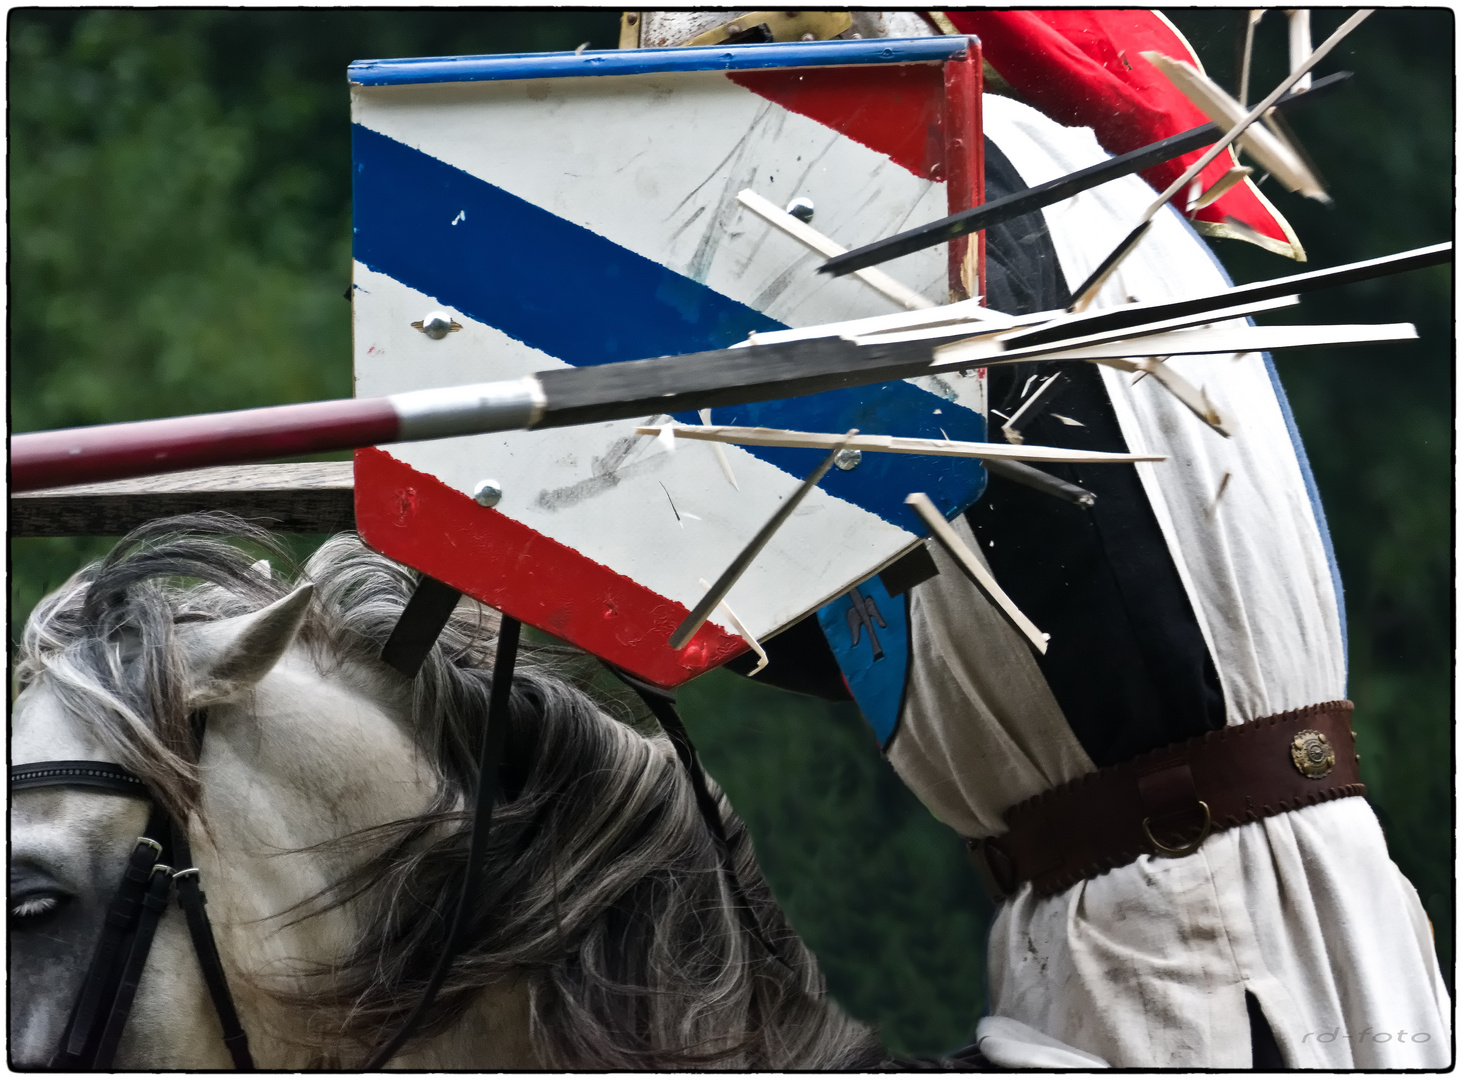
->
[[10, 462, 355, 537]]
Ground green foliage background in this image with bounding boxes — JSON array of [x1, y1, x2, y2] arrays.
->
[[9, 9, 1452, 1057]]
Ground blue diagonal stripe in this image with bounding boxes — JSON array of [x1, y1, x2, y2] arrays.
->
[[353, 124, 986, 530]]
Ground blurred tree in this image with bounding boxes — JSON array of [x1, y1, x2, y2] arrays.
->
[[10, 7, 1452, 1055], [679, 671, 993, 1056]]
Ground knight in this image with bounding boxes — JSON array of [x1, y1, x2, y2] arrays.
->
[[628, 9, 1451, 1068]]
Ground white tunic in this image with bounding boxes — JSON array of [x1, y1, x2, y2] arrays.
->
[[887, 94, 1450, 1068]]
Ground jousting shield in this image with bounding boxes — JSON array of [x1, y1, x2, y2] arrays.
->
[[350, 37, 987, 688]]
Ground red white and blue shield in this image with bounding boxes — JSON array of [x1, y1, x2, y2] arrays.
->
[[350, 37, 986, 687]]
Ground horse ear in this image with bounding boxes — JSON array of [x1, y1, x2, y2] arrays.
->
[[178, 584, 314, 708]]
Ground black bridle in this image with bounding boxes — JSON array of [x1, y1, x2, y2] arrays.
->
[[10, 759, 254, 1070]]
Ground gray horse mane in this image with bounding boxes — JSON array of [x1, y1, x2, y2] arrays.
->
[[15, 513, 884, 1069]]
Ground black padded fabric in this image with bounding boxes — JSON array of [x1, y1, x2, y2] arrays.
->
[[980, 139, 1071, 322], [965, 138, 1226, 766], [725, 610, 853, 700]]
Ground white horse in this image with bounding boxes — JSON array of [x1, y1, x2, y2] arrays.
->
[[10, 515, 886, 1069]]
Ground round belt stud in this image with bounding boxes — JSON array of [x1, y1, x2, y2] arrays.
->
[[1290, 729, 1335, 779]]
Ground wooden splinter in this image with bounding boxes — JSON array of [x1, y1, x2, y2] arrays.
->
[[1069, 9, 1373, 312], [1002, 372, 1067, 445], [1144, 50, 1326, 203], [669, 431, 856, 650], [1145, 10, 1369, 218], [699, 408, 739, 490], [636, 424, 1165, 465], [1238, 9, 1265, 108], [1131, 357, 1232, 437], [699, 578, 767, 675], [906, 492, 1049, 654], [1188, 166, 1254, 214], [735, 188, 935, 312]]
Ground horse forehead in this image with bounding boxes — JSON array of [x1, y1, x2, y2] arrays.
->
[[10, 680, 112, 765], [11, 688, 150, 885], [247, 651, 426, 768], [209, 650, 441, 839]]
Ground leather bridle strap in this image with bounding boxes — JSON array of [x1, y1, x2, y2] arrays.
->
[[11, 760, 151, 797], [12, 761, 254, 1070], [360, 614, 522, 1069], [93, 859, 175, 1064], [49, 800, 171, 1069], [170, 820, 254, 1068]]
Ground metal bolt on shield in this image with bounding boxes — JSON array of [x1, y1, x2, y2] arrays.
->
[[473, 479, 503, 508]]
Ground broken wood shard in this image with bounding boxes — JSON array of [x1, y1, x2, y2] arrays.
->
[[1143, 51, 1327, 203], [1146, 10, 1371, 220], [877, 291, 1299, 353], [932, 319, 1417, 373], [817, 74, 1350, 279], [1239, 9, 1266, 108], [982, 458, 1096, 508], [1288, 9, 1314, 92], [12, 242, 1445, 494], [735, 188, 935, 311], [1189, 167, 1254, 213], [699, 578, 767, 675], [698, 408, 739, 490], [1133, 358, 1232, 437], [739, 296, 1021, 350], [906, 492, 1049, 654], [635, 424, 1165, 465], [934, 292, 1299, 366], [1002, 372, 1067, 445], [669, 432, 855, 651], [998, 242, 1447, 350], [1131, 355, 1170, 385]]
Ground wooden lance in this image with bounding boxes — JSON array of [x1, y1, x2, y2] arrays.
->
[[10, 242, 1448, 493]]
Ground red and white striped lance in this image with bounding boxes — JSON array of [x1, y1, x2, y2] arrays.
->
[[11, 381, 544, 493]]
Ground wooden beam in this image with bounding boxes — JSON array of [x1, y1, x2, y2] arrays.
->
[[10, 462, 354, 537]]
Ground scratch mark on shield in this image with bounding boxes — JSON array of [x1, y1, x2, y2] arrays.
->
[[887, 179, 937, 233], [686, 102, 775, 284], [615, 149, 648, 174], [535, 432, 664, 511], [749, 252, 819, 311], [659, 482, 683, 526], [738, 131, 841, 277], [668, 104, 773, 219], [669, 204, 707, 243]]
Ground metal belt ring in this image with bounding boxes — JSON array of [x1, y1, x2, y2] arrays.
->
[[1142, 800, 1212, 857]]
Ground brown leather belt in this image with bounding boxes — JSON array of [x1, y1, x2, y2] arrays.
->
[[967, 701, 1365, 900]]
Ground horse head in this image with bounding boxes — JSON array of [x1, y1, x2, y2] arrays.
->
[[10, 515, 881, 1069], [10, 540, 461, 1067]]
